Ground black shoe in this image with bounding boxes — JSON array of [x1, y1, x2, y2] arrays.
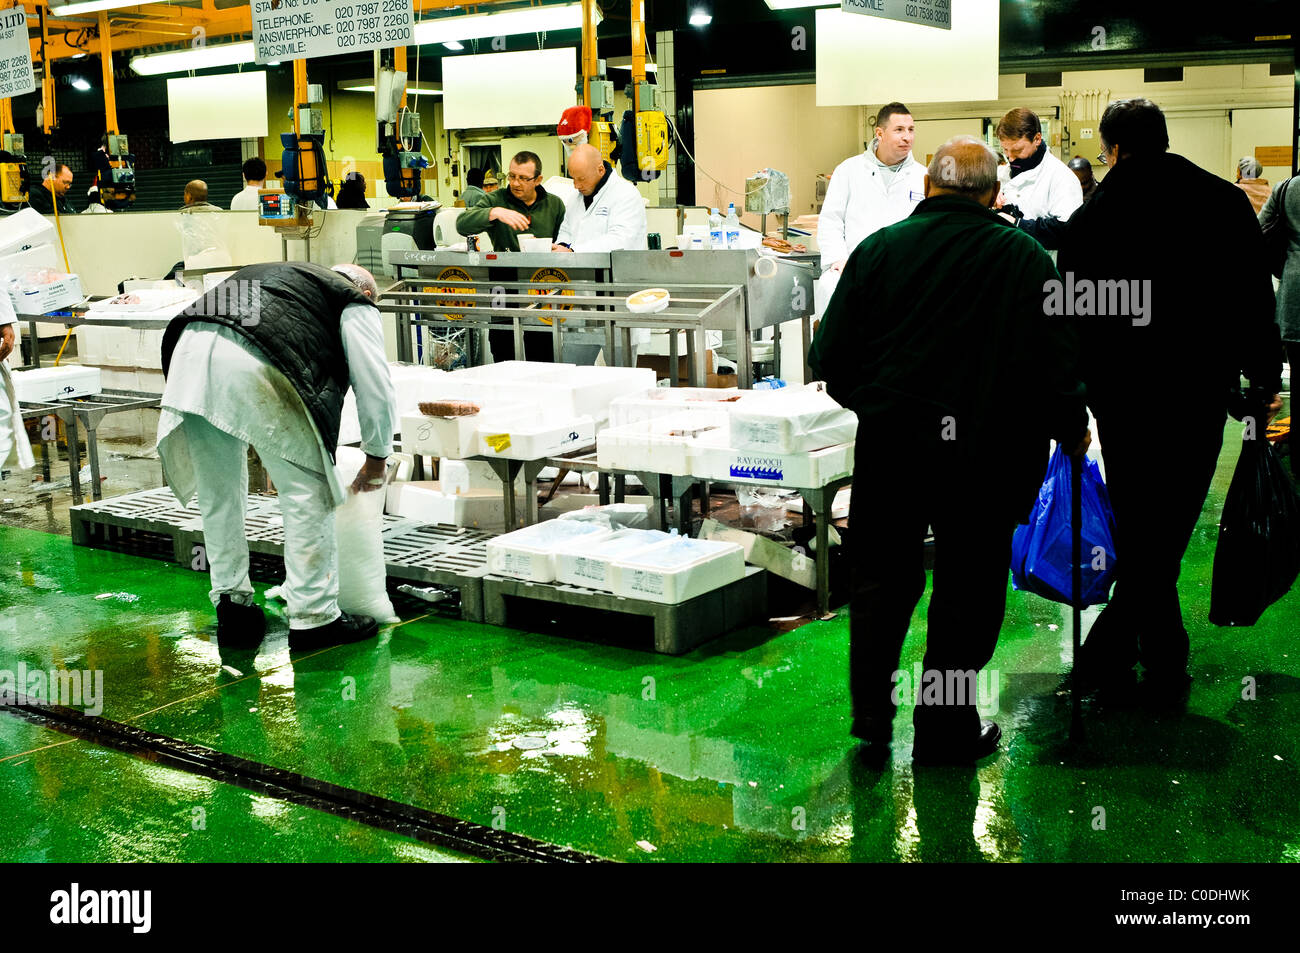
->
[[912, 720, 1002, 765], [216, 594, 265, 648], [288, 613, 379, 651]]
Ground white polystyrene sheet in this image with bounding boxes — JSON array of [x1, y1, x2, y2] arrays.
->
[[442, 48, 576, 129], [167, 72, 270, 143], [815, 1, 998, 106], [731, 387, 858, 453]]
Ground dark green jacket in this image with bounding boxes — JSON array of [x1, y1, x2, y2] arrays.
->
[[809, 194, 1087, 518], [455, 185, 565, 252], [27, 182, 75, 216]]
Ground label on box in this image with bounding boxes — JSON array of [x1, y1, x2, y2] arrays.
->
[[626, 569, 665, 596], [572, 558, 604, 583], [501, 552, 533, 576], [734, 420, 783, 449], [729, 455, 784, 481]]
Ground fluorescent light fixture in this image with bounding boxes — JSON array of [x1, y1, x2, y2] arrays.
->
[[70, 77, 91, 91], [606, 56, 658, 72], [414, 3, 597, 46], [49, 0, 141, 16], [339, 80, 444, 97], [762, 0, 838, 8], [689, 11, 713, 26], [130, 41, 255, 76], [443, 41, 465, 51]]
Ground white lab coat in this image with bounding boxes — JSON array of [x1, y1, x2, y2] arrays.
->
[[156, 303, 395, 627], [1000, 150, 1083, 222], [230, 185, 261, 211], [0, 298, 33, 472], [555, 169, 648, 252], [817, 146, 927, 270]]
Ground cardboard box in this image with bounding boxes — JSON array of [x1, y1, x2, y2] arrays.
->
[[636, 349, 714, 382]]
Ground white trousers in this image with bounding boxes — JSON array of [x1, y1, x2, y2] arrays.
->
[[180, 414, 340, 629]]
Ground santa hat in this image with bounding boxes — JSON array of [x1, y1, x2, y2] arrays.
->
[[558, 105, 592, 142]]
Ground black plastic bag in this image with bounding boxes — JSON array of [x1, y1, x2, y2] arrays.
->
[[1209, 437, 1300, 626]]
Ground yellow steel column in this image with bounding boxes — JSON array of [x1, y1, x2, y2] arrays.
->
[[581, 0, 598, 106], [394, 45, 407, 109], [98, 11, 118, 134], [630, 0, 645, 113], [292, 59, 308, 135], [40, 4, 55, 133]]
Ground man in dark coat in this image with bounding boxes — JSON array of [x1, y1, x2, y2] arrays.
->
[[1058, 98, 1282, 703], [810, 136, 1090, 765]]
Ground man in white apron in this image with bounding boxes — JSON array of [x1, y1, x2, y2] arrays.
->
[[0, 296, 35, 476]]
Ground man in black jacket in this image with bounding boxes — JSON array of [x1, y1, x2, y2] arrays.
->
[[157, 262, 396, 651], [1058, 98, 1282, 703]]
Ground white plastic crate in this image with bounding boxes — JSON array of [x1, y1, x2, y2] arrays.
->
[[691, 438, 855, 487], [10, 365, 102, 402], [486, 520, 613, 582], [730, 388, 857, 452], [610, 536, 746, 604], [596, 411, 729, 476], [474, 415, 595, 459], [384, 481, 517, 529], [554, 528, 674, 591]]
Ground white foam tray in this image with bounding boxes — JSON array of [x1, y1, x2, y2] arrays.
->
[[610, 537, 746, 604], [730, 390, 858, 453], [691, 439, 855, 488], [596, 411, 730, 476], [486, 520, 613, 582], [385, 481, 517, 530], [400, 402, 538, 459], [554, 528, 674, 592], [608, 386, 743, 427]]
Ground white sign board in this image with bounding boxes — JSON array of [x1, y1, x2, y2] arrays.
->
[[841, 0, 950, 31], [442, 49, 577, 130], [251, 0, 415, 64], [168, 73, 270, 143], [0, 8, 36, 98]]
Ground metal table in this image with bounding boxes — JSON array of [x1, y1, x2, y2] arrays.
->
[[376, 279, 745, 387], [18, 389, 162, 505]]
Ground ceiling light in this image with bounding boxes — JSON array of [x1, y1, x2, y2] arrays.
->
[[762, 0, 838, 8], [129, 41, 256, 76], [50, 0, 142, 16], [606, 57, 658, 72], [413, 3, 597, 46], [442, 41, 464, 51], [689, 10, 713, 27], [70, 77, 91, 91], [338, 80, 444, 96]]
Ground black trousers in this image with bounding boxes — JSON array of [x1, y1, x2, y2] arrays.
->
[[1078, 407, 1225, 681], [848, 438, 1018, 745], [1288, 342, 1299, 478]]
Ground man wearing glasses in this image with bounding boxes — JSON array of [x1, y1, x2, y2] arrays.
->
[[455, 151, 565, 254]]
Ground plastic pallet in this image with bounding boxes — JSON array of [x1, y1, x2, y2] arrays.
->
[[69, 488, 491, 621], [482, 565, 767, 655]]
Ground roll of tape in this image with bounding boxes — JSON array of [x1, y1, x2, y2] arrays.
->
[[754, 255, 778, 279]]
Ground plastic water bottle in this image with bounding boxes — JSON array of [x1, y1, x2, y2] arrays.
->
[[725, 204, 740, 249], [708, 208, 724, 249]]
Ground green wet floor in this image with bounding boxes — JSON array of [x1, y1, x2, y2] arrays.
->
[[1, 420, 1299, 862]]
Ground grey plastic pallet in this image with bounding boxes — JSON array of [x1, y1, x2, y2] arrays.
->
[[69, 488, 489, 621], [482, 566, 767, 655]]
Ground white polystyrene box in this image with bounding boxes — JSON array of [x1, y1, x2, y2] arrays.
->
[[474, 415, 595, 459], [486, 520, 613, 582], [596, 411, 729, 476], [401, 401, 539, 459], [0, 209, 56, 259], [730, 387, 858, 453], [10, 365, 102, 402], [384, 481, 513, 529], [691, 438, 855, 488], [608, 386, 743, 427], [554, 528, 674, 591], [610, 537, 746, 604]]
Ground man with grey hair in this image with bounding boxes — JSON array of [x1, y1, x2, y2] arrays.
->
[[157, 262, 396, 651], [810, 135, 1090, 766], [1235, 156, 1270, 214]]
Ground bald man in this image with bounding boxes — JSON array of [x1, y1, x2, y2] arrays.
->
[[157, 262, 396, 651], [810, 135, 1089, 766], [553, 144, 647, 253], [181, 179, 221, 211]]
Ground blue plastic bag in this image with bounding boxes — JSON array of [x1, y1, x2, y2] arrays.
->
[[1011, 447, 1118, 606]]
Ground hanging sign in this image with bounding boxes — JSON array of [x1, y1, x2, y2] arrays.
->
[[0, 8, 36, 98], [840, 0, 951, 31], [252, 0, 415, 64]]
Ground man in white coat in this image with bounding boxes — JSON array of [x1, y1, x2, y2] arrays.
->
[[0, 296, 34, 476], [156, 262, 396, 652], [819, 102, 928, 280], [553, 144, 648, 253], [994, 108, 1084, 249]]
